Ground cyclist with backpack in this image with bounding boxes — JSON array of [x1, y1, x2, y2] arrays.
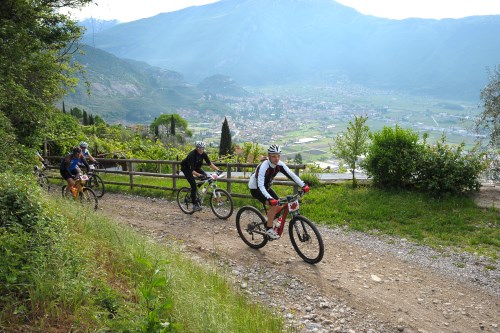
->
[[60, 146, 90, 197], [181, 141, 220, 211], [248, 144, 309, 239]]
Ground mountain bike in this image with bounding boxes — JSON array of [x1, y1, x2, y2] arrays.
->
[[33, 165, 50, 191], [83, 163, 105, 198], [176, 170, 234, 219], [235, 190, 324, 264], [61, 174, 99, 211]]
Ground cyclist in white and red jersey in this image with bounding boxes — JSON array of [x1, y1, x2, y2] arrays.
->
[[248, 144, 310, 239]]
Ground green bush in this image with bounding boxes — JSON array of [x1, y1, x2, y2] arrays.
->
[[0, 172, 45, 230], [361, 125, 423, 189], [416, 138, 487, 196]]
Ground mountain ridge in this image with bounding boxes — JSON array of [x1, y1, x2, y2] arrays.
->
[[82, 0, 500, 100]]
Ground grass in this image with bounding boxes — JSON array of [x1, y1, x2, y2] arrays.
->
[[301, 183, 499, 258], [1, 184, 286, 332]]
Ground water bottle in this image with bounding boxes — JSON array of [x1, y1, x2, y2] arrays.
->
[[273, 216, 283, 233]]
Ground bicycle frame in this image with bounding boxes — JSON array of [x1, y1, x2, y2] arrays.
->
[[264, 192, 303, 236], [74, 174, 89, 196], [196, 171, 224, 204]]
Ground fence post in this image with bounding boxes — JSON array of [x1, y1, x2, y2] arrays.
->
[[226, 164, 232, 194], [128, 161, 134, 189], [172, 162, 177, 190]]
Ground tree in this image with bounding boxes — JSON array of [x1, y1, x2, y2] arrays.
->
[[477, 65, 500, 148], [82, 110, 88, 125], [219, 117, 232, 157], [294, 153, 303, 164], [150, 113, 192, 143], [170, 115, 176, 135], [330, 115, 370, 187], [0, 0, 92, 148]]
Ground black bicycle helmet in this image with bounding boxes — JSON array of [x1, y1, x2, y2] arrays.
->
[[72, 146, 82, 155]]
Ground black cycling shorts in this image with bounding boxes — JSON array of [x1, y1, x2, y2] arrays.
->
[[60, 169, 78, 180], [250, 187, 278, 204]]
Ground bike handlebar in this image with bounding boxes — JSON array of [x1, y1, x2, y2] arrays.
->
[[278, 190, 305, 205]]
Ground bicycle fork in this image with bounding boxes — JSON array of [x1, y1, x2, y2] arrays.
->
[[291, 217, 311, 242]]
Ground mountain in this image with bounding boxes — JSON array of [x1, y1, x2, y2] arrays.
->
[[197, 74, 250, 97], [65, 45, 245, 123], [82, 0, 500, 100], [79, 18, 120, 34]]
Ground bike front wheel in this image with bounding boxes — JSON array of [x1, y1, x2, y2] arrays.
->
[[61, 186, 98, 211], [235, 206, 268, 249], [80, 187, 98, 211], [176, 187, 195, 214], [289, 215, 324, 264], [87, 173, 105, 198], [209, 188, 233, 219]]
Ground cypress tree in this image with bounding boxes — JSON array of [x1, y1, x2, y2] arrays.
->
[[219, 117, 232, 156], [170, 115, 176, 135], [82, 110, 88, 125]]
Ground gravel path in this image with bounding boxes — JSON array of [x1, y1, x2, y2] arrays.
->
[[98, 192, 500, 333]]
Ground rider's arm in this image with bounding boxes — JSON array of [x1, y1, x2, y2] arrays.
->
[[209, 162, 219, 171], [279, 162, 305, 188], [87, 152, 96, 164], [80, 156, 90, 173]]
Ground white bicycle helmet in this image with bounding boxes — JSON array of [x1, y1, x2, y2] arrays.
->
[[195, 141, 206, 148], [79, 141, 89, 148], [267, 144, 282, 154]]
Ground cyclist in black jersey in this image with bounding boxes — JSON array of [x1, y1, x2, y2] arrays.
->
[[180, 141, 220, 211], [248, 144, 310, 239]]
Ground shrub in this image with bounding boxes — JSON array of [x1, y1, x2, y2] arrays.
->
[[416, 138, 487, 196], [0, 172, 45, 230], [361, 125, 423, 189]]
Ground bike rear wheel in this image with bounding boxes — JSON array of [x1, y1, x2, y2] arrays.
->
[[176, 187, 195, 214], [87, 173, 105, 198], [289, 215, 324, 264], [235, 206, 268, 249], [209, 188, 233, 219]]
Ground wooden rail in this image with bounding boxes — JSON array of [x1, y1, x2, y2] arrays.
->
[[46, 157, 307, 199]]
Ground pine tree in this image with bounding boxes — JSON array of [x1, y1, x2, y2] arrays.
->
[[219, 117, 232, 157]]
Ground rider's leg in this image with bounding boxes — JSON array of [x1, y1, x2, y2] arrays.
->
[[266, 205, 280, 228], [182, 168, 198, 204]]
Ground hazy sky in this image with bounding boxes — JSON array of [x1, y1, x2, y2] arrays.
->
[[67, 0, 500, 22]]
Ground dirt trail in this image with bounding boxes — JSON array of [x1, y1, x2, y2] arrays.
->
[[98, 191, 499, 333]]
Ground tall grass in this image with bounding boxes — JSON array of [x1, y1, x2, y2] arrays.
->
[[0, 173, 285, 332]]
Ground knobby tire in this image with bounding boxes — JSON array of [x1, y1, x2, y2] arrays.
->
[[288, 215, 324, 264], [176, 187, 195, 214], [209, 188, 234, 219], [235, 206, 268, 249]]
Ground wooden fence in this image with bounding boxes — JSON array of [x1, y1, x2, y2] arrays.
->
[[47, 157, 307, 199]]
